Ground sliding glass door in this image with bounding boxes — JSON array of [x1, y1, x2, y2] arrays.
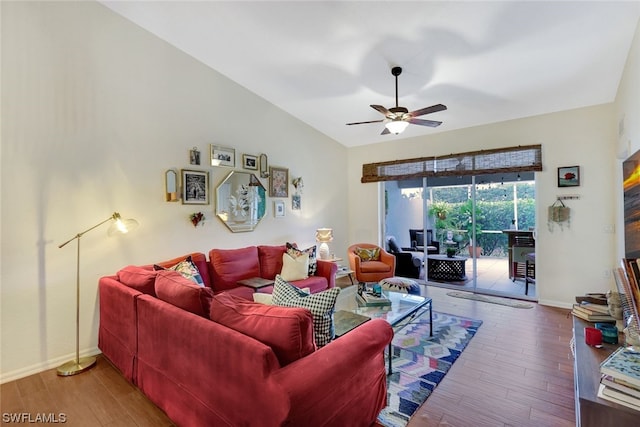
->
[[384, 172, 536, 299]]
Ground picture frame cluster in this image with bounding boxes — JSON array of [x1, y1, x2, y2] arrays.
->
[[173, 144, 296, 219]]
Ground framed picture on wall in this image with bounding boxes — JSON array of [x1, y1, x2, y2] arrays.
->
[[292, 194, 301, 210], [181, 169, 209, 205], [242, 154, 258, 170], [210, 144, 235, 167], [274, 200, 285, 218], [269, 166, 289, 197], [558, 166, 580, 187]]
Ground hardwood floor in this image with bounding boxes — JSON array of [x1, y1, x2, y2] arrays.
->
[[1, 355, 174, 427], [408, 286, 575, 427], [1, 285, 575, 427]]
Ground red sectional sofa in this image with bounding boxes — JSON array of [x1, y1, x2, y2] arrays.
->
[[98, 246, 393, 426]]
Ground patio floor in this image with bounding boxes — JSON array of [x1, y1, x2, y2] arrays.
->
[[423, 256, 536, 300]]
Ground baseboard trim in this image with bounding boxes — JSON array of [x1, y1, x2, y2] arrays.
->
[[0, 347, 101, 384], [537, 299, 573, 309]]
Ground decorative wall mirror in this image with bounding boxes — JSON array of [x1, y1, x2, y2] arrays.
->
[[216, 171, 266, 232], [165, 169, 178, 202]]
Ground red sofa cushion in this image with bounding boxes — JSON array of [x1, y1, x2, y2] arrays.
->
[[209, 247, 261, 291], [257, 245, 286, 279], [210, 292, 315, 366], [155, 252, 211, 288], [155, 270, 214, 317], [117, 265, 157, 296]]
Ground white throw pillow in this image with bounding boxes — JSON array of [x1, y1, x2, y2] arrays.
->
[[280, 252, 309, 281]]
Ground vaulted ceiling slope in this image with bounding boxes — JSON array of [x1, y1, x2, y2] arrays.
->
[[100, 1, 640, 147]]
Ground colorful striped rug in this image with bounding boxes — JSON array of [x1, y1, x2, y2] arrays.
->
[[378, 311, 482, 427]]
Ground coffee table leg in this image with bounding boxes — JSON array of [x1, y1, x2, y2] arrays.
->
[[429, 301, 433, 337]]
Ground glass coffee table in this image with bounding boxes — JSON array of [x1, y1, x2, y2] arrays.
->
[[334, 288, 432, 374]]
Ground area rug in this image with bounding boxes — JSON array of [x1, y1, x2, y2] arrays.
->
[[377, 311, 482, 427], [446, 290, 534, 308]]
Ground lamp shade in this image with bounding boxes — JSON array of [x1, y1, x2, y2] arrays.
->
[[107, 213, 139, 236], [385, 119, 409, 135], [315, 228, 333, 242]]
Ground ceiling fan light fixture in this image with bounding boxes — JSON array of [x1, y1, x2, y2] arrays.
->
[[385, 120, 409, 135]]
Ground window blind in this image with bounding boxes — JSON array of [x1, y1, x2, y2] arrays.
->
[[361, 144, 542, 183]]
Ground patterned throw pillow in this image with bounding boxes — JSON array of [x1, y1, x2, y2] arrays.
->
[[272, 275, 340, 347], [286, 242, 317, 275], [355, 247, 381, 262], [154, 255, 204, 286]]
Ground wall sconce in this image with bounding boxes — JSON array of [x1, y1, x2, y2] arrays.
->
[[260, 153, 269, 178], [292, 177, 304, 193], [165, 169, 178, 202]]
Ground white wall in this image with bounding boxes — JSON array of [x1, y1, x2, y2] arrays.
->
[[0, 1, 347, 381], [348, 104, 618, 307]]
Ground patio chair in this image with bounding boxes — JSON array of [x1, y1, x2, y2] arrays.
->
[[406, 229, 440, 255]]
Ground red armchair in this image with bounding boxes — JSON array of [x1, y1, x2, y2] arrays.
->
[[348, 243, 396, 284]]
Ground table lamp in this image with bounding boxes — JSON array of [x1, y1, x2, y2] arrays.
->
[[315, 228, 333, 260], [57, 212, 138, 376]]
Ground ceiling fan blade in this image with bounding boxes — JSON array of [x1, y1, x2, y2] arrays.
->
[[408, 104, 447, 117], [381, 127, 391, 135], [346, 119, 384, 126], [408, 118, 442, 127], [370, 104, 391, 116]]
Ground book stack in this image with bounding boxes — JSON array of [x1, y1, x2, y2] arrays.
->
[[571, 302, 616, 323], [598, 346, 640, 411], [356, 291, 391, 307]]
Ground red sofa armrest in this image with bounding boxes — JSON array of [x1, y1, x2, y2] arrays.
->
[[271, 318, 393, 426], [98, 276, 140, 382], [314, 259, 337, 288]]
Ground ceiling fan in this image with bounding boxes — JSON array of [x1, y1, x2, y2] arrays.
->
[[346, 66, 447, 135]]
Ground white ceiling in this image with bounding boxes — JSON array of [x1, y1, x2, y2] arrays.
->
[[101, 1, 640, 147]]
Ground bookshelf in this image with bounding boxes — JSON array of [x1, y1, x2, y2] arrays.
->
[[572, 317, 638, 426]]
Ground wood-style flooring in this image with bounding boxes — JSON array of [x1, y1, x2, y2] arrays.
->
[[1, 285, 575, 427]]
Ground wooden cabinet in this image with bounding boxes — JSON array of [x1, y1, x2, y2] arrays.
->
[[572, 317, 639, 426]]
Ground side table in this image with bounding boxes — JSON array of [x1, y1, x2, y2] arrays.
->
[[321, 257, 355, 286], [336, 265, 355, 285]]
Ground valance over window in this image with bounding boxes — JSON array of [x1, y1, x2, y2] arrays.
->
[[361, 144, 542, 183]]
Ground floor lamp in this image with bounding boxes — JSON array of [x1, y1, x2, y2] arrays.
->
[[57, 212, 139, 376]]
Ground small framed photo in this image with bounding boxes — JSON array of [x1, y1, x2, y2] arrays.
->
[[292, 194, 301, 210], [210, 144, 235, 168], [274, 200, 285, 218], [189, 147, 201, 165], [558, 166, 580, 187], [269, 166, 289, 197], [181, 169, 209, 205], [242, 154, 258, 170]]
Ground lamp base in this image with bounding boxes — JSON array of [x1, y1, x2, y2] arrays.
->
[[318, 243, 330, 260], [56, 356, 97, 376]]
